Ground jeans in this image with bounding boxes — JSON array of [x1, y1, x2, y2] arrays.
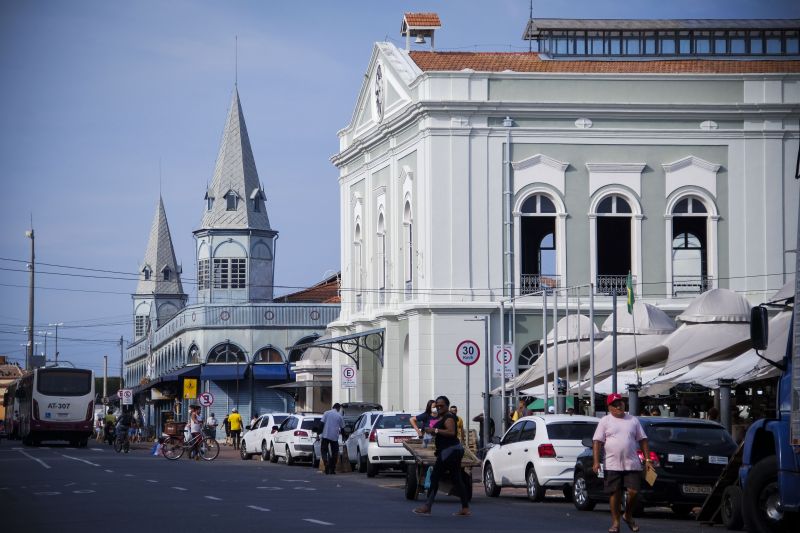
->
[[230, 430, 241, 449], [321, 438, 339, 473], [426, 446, 468, 508]]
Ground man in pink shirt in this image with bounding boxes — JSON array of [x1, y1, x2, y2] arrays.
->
[[593, 393, 650, 533]]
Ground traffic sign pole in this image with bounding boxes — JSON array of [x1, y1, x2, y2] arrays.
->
[[455, 340, 480, 450]]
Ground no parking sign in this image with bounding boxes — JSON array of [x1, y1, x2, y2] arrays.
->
[[198, 392, 214, 407]]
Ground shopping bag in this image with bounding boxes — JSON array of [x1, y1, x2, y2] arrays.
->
[[645, 463, 657, 486], [423, 466, 433, 490]]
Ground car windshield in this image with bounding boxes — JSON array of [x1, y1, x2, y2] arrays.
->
[[646, 423, 735, 447], [37, 369, 92, 396], [375, 413, 412, 429], [301, 418, 322, 430], [546, 422, 598, 440]]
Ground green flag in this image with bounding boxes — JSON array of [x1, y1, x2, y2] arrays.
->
[[626, 271, 634, 314]]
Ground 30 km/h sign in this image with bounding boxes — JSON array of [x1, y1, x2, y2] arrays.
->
[[198, 392, 214, 407], [456, 340, 480, 366]]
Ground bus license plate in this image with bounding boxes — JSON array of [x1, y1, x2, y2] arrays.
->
[[682, 484, 712, 495]]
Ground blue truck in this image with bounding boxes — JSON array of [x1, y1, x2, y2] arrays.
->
[[735, 156, 800, 533]]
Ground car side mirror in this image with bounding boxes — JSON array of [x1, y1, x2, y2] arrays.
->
[[245, 425, 251, 431], [750, 306, 769, 351], [581, 437, 593, 448]]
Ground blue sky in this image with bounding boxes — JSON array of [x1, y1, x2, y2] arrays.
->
[[0, 0, 798, 375]]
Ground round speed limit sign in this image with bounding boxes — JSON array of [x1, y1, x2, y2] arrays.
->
[[456, 340, 480, 366]]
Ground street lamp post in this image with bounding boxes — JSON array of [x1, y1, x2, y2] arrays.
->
[[49, 323, 63, 363], [37, 331, 52, 361]]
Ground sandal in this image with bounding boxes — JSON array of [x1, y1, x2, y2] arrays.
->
[[608, 527, 620, 533], [623, 518, 640, 532], [453, 509, 471, 516], [412, 507, 431, 515]]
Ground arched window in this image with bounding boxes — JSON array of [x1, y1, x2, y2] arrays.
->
[[187, 344, 200, 365], [254, 347, 284, 363], [593, 193, 636, 295], [142, 266, 151, 281], [207, 343, 246, 363], [670, 196, 710, 295], [225, 190, 238, 211], [518, 341, 542, 371], [403, 200, 413, 300], [288, 334, 320, 363], [519, 193, 559, 293], [376, 212, 386, 302], [162, 266, 171, 281]]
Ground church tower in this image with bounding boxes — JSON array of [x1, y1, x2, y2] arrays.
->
[[133, 197, 187, 340], [194, 88, 277, 303]]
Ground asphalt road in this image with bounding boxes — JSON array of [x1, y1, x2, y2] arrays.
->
[[0, 438, 725, 533]]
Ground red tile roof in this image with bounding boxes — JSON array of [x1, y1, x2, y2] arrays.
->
[[404, 13, 441, 28], [274, 273, 340, 304], [408, 51, 800, 74]]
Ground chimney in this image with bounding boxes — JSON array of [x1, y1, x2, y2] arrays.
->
[[401, 12, 441, 51]]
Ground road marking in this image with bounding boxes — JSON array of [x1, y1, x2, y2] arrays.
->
[[172, 487, 188, 491], [73, 489, 95, 494], [104, 469, 114, 473], [89, 448, 103, 452], [282, 479, 309, 482], [303, 519, 333, 526], [256, 486, 283, 491], [294, 487, 316, 491], [247, 505, 271, 512], [205, 496, 222, 501], [124, 474, 134, 477], [64, 482, 77, 487], [34, 491, 61, 496], [18, 450, 52, 470], [62, 455, 100, 467], [146, 480, 158, 483]]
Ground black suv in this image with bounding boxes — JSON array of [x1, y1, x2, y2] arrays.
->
[[572, 417, 737, 517]]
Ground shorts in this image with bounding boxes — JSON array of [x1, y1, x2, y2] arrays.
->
[[604, 470, 642, 494]]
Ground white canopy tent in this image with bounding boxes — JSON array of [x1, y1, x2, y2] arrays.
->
[[584, 301, 676, 380], [573, 366, 666, 396], [639, 289, 752, 376]]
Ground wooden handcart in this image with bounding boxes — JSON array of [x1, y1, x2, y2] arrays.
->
[[403, 438, 481, 502]]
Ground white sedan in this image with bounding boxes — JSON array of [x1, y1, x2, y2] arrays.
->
[[349, 411, 416, 477], [482, 414, 598, 501], [344, 411, 383, 472], [270, 413, 323, 465], [240, 413, 290, 461]]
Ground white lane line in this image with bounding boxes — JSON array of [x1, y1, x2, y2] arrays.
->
[[247, 505, 271, 512], [282, 479, 309, 483], [124, 474, 134, 477], [205, 496, 222, 501], [303, 519, 333, 526], [18, 450, 52, 470], [172, 487, 188, 491], [62, 455, 100, 467], [104, 469, 114, 473], [64, 482, 77, 487], [146, 480, 158, 483], [73, 489, 95, 494], [34, 491, 61, 496], [89, 448, 103, 452]]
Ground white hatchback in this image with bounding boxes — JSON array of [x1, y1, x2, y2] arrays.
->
[[350, 411, 416, 477], [240, 413, 290, 461], [270, 413, 323, 465], [483, 414, 598, 502], [344, 411, 383, 472]]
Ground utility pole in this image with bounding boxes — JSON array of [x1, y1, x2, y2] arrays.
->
[[37, 331, 52, 361], [25, 226, 35, 370], [119, 336, 124, 388], [50, 323, 63, 364], [103, 355, 108, 401]]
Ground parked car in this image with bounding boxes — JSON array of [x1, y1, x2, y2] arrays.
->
[[270, 413, 323, 465], [344, 410, 384, 472], [483, 414, 599, 502], [341, 402, 382, 437], [240, 412, 290, 461], [349, 411, 416, 477], [572, 417, 738, 517]]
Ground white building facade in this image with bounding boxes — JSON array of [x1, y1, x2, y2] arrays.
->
[[329, 15, 800, 432]]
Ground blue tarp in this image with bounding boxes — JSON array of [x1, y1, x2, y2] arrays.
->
[[251, 364, 289, 381], [200, 364, 248, 381]]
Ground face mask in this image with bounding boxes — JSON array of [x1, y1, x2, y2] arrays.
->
[[430, 408, 438, 416]]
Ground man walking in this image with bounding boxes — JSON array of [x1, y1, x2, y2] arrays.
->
[[449, 405, 465, 444], [320, 403, 345, 474], [592, 393, 650, 533], [228, 408, 243, 450]]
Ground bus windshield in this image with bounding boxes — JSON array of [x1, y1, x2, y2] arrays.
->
[[37, 370, 92, 396]]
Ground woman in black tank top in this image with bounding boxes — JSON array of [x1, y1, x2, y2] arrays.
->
[[413, 395, 471, 516]]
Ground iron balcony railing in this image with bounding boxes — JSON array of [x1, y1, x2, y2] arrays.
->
[[520, 274, 562, 295], [595, 275, 636, 296], [673, 275, 713, 296]]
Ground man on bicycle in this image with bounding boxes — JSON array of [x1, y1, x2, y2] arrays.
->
[[189, 405, 203, 460], [115, 408, 133, 453]]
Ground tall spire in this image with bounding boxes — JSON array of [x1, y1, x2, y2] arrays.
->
[[200, 88, 271, 231], [136, 197, 184, 296]]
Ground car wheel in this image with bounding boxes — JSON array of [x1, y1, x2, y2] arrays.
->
[[358, 449, 367, 473], [366, 458, 378, 478], [269, 445, 278, 463], [742, 456, 796, 533], [483, 463, 501, 497], [526, 466, 544, 502], [260, 441, 268, 462], [286, 445, 294, 466], [240, 443, 250, 460], [721, 485, 744, 530], [573, 471, 596, 511]]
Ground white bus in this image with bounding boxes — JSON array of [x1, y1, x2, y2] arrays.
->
[[15, 366, 95, 447]]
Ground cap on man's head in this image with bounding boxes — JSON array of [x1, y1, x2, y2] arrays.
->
[[606, 393, 624, 406], [232, 408, 238, 413]]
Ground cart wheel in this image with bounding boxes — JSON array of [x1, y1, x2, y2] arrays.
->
[[405, 466, 419, 500]]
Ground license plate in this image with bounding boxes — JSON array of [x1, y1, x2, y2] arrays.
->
[[682, 484, 712, 495], [394, 436, 412, 443], [668, 453, 684, 463], [709, 455, 728, 465]]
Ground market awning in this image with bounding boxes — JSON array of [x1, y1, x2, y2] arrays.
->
[[201, 364, 248, 381], [161, 365, 201, 382], [251, 364, 289, 381], [269, 380, 332, 389]]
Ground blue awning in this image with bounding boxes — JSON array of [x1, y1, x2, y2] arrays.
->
[[161, 365, 201, 382], [201, 364, 248, 381], [251, 364, 289, 381]]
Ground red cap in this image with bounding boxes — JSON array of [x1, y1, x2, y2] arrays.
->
[[606, 393, 624, 406]]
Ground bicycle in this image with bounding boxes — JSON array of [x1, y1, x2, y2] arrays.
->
[[162, 427, 219, 461], [114, 428, 130, 454]]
